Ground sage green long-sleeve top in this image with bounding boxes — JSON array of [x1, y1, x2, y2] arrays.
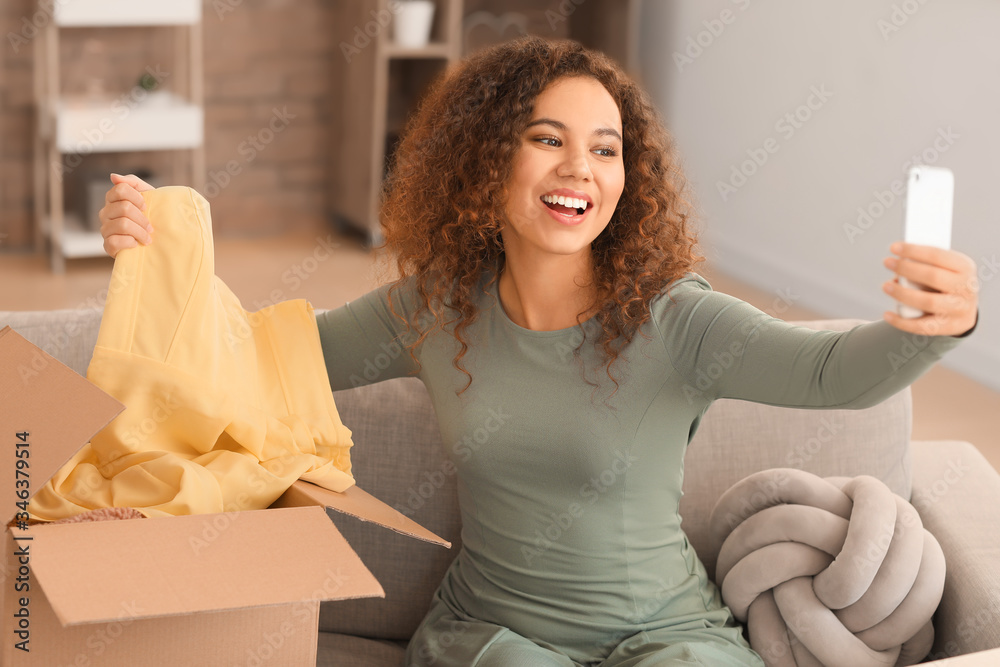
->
[[316, 271, 966, 663]]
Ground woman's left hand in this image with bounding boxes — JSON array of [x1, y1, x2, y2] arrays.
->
[[882, 242, 978, 337]]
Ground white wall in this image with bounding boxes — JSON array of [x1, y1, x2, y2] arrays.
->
[[638, 0, 1000, 392]]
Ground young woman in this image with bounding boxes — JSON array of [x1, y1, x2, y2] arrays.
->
[[100, 37, 977, 667]]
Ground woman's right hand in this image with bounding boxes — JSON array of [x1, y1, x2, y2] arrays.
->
[[98, 173, 156, 258]]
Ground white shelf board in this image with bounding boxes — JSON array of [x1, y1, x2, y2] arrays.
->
[[54, 214, 107, 259], [63, 228, 106, 258], [55, 0, 200, 27], [55, 92, 203, 153], [383, 42, 451, 59]]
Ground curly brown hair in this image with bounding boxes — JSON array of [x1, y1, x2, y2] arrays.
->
[[380, 35, 704, 395]]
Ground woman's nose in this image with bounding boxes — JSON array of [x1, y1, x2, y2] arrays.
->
[[556, 148, 593, 181]]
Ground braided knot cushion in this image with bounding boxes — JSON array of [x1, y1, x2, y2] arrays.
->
[[708, 469, 945, 667]]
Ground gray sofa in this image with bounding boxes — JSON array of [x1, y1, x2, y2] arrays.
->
[[3, 308, 999, 666]]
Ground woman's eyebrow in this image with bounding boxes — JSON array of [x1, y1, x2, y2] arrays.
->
[[526, 118, 623, 143]]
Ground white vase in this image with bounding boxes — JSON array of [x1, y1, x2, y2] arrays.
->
[[393, 0, 436, 48]]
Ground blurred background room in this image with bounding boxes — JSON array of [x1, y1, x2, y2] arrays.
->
[[1, 0, 997, 469]]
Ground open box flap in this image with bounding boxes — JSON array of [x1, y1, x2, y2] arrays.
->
[[274, 480, 451, 548], [0, 327, 125, 526], [23, 505, 383, 626]]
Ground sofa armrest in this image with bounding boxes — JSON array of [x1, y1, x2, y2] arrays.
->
[[911, 440, 1000, 659]]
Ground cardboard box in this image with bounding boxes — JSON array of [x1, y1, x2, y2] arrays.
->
[[0, 326, 449, 666]]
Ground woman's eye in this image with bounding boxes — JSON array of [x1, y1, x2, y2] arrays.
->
[[532, 137, 618, 157]]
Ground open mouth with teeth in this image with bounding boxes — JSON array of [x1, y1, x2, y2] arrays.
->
[[541, 194, 590, 217]]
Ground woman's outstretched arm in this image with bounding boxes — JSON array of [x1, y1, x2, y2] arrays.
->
[[655, 252, 977, 411], [315, 282, 421, 391]]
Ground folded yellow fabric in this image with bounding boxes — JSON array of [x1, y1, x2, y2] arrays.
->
[[29, 186, 354, 520]]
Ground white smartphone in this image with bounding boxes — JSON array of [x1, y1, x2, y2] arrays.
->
[[898, 165, 954, 318]]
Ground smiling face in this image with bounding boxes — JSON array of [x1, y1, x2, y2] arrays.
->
[[501, 76, 625, 269]]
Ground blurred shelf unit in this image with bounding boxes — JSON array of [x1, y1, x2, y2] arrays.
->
[[329, 0, 639, 245], [33, 0, 205, 272], [330, 0, 463, 246]]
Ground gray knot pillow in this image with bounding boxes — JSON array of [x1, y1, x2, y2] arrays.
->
[[708, 468, 945, 667]]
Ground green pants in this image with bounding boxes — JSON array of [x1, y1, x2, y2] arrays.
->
[[406, 588, 765, 667]]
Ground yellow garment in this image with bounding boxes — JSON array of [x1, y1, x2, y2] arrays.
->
[[29, 187, 354, 520]]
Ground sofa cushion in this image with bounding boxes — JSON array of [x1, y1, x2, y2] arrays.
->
[[316, 632, 407, 667], [911, 440, 1000, 657]]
